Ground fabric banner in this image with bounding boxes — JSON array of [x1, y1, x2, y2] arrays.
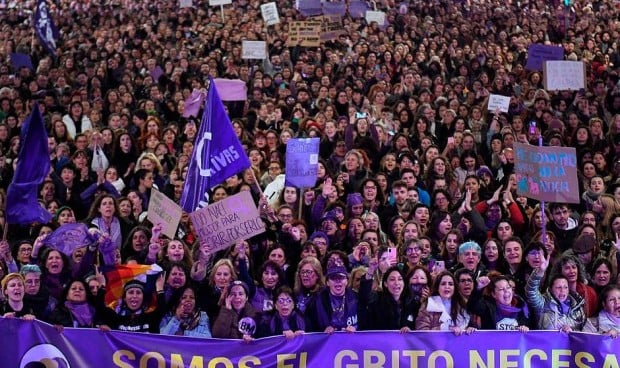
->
[[2, 319, 619, 368], [285, 138, 320, 188], [6, 104, 53, 225], [179, 78, 251, 212], [514, 142, 580, 203], [34, 0, 59, 58], [42, 223, 92, 257]]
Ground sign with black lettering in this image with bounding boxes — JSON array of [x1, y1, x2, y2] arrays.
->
[[287, 21, 321, 47], [189, 191, 265, 254], [147, 189, 182, 239]]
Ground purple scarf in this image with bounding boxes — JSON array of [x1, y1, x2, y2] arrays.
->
[[65, 301, 94, 327]]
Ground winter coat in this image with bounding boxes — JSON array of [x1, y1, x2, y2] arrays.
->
[[159, 311, 212, 338], [212, 303, 258, 339], [467, 288, 531, 330], [358, 277, 417, 330], [416, 296, 472, 331], [525, 272, 586, 330], [304, 287, 359, 332], [256, 310, 305, 338]]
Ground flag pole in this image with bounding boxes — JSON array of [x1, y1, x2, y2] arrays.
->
[[249, 169, 264, 197], [534, 122, 547, 248], [298, 188, 304, 220]]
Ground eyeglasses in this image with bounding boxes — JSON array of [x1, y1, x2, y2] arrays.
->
[[459, 279, 473, 284], [300, 270, 315, 277], [268, 166, 281, 170], [277, 297, 293, 305], [364, 185, 376, 190], [19, 248, 33, 253], [406, 247, 421, 255]]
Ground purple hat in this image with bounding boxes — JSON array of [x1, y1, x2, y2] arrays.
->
[[309, 231, 330, 247], [347, 193, 363, 207], [476, 166, 493, 178], [321, 210, 340, 224], [325, 259, 348, 279]]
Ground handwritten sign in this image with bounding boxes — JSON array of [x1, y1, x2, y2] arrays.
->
[[525, 44, 564, 71], [543, 61, 586, 91], [242, 41, 267, 59], [189, 191, 265, 254], [365, 10, 386, 26], [321, 15, 345, 41], [147, 189, 182, 239], [514, 143, 579, 204], [260, 2, 280, 25], [287, 21, 321, 47], [487, 94, 511, 113], [285, 138, 320, 188]]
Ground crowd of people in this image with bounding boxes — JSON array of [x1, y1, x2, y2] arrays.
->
[[0, 0, 619, 342]]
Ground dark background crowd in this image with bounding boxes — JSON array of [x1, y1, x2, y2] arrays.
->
[[0, 0, 618, 340]]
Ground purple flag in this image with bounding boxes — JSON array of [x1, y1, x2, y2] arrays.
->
[[42, 223, 91, 257], [34, 0, 59, 58], [348, 0, 368, 18], [297, 0, 322, 16], [183, 89, 205, 118], [150, 65, 164, 81], [213, 78, 248, 101], [10, 53, 33, 71], [6, 104, 52, 225], [179, 78, 251, 212]]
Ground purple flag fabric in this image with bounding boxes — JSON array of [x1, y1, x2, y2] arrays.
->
[[179, 78, 251, 212], [213, 78, 248, 101], [42, 223, 92, 257], [182, 89, 205, 118], [150, 65, 164, 81], [348, 0, 368, 18], [34, 0, 59, 58], [10, 53, 33, 71], [297, 0, 322, 16], [6, 104, 52, 225], [322, 1, 346, 16]]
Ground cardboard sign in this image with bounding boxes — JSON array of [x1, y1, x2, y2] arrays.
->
[[365, 10, 386, 25], [242, 41, 267, 59], [287, 21, 321, 47], [321, 14, 345, 41], [189, 191, 265, 254], [487, 94, 511, 113], [514, 143, 580, 204], [260, 2, 280, 25], [147, 189, 183, 239], [525, 44, 564, 71], [179, 0, 192, 8], [285, 138, 320, 188], [543, 61, 586, 91], [209, 0, 231, 5]]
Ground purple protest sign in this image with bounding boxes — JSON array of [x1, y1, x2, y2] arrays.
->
[[3, 319, 619, 368], [322, 1, 346, 16], [348, 0, 368, 18], [10, 53, 33, 71], [525, 44, 564, 71], [297, 0, 322, 16], [285, 138, 320, 188], [213, 78, 248, 101]]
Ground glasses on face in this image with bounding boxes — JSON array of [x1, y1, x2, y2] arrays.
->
[[364, 185, 376, 190], [300, 269, 315, 277], [406, 247, 421, 255], [268, 166, 280, 170], [278, 213, 293, 219], [277, 297, 293, 305], [19, 248, 33, 253], [459, 278, 473, 284]]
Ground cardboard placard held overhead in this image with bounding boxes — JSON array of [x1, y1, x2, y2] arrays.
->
[[260, 2, 280, 25], [321, 14, 345, 41], [487, 94, 511, 113], [179, 0, 192, 8], [543, 61, 586, 91], [285, 138, 320, 188], [365, 10, 386, 26], [189, 191, 265, 255], [287, 21, 321, 47], [242, 41, 267, 59], [525, 44, 564, 71], [147, 189, 183, 239], [209, 0, 231, 5]]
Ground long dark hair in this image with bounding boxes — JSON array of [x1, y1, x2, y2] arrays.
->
[[431, 271, 468, 324]]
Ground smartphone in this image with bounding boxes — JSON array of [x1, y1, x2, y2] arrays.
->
[[387, 247, 397, 263], [434, 260, 445, 272], [529, 121, 536, 135], [447, 137, 455, 145], [355, 112, 367, 119]]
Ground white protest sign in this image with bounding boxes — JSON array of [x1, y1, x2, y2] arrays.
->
[[189, 191, 265, 254], [487, 94, 511, 113], [260, 2, 280, 25], [147, 189, 183, 239], [365, 10, 385, 25], [209, 0, 231, 5], [242, 41, 267, 59], [179, 0, 192, 8], [543, 61, 586, 91]]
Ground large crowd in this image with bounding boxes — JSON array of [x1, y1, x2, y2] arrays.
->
[[0, 0, 619, 341]]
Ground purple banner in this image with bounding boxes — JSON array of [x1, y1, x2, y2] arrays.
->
[[34, 0, 59, 58], [525, 44, 564, 71], [2, 319, 619, 367], [285, 138, 320, 188]]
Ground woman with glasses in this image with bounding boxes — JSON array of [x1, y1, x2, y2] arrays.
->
[[257, 286, 305, 339], [467, 272, 531, 331]]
